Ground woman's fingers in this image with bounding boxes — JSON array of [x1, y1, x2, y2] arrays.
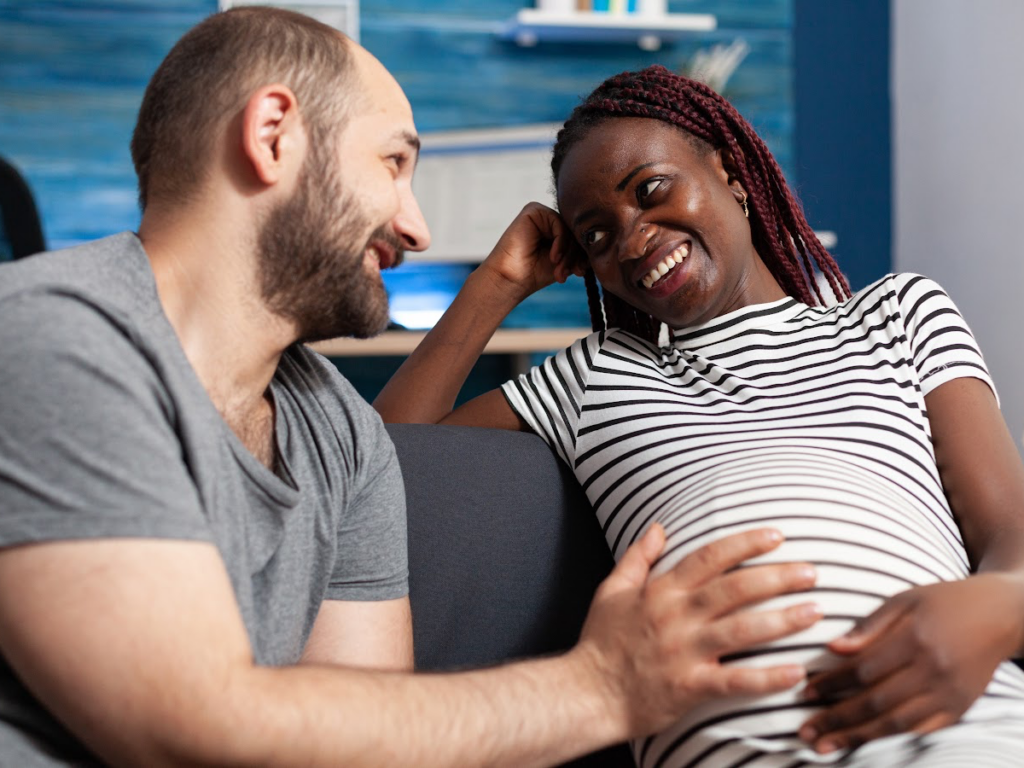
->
[[805, 614, 912, 701], [800, 666, 952, 753]]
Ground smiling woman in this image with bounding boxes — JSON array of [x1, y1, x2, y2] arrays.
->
[[376, 65, 1024, 768], [550, 65, 850, 343], [555, 116, 789, 331]]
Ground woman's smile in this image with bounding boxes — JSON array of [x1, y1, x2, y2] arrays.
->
[[636, 240, 690, 290]]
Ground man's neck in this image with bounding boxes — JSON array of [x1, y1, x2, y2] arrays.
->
[[138, 207, 296, 467]]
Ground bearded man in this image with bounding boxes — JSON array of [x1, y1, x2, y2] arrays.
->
[[0, 7, 821, 766]]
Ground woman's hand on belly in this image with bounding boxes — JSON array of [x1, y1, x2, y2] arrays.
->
[[798, 572, 1024, 754], [575, 524, 822, 740]]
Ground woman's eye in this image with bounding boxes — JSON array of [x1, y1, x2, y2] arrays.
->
[[638, 178, 663, 202], [583, 230, 607, 247]]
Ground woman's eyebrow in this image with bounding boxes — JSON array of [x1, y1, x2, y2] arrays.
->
[[572, 207, 599, 228], [616, 162, 657, 191], [570, 161, 661, 226]]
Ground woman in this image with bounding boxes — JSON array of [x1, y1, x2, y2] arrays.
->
[[376, 66, 1024, 766]]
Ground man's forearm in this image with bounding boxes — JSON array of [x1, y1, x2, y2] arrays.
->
[[1, 527, 819, 768], [143, 647, 620, 768]]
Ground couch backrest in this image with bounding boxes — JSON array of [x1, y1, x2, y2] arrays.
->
[[387, 422, 614, 670]]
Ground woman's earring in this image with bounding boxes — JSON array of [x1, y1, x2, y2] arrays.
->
[[740, 192, 749, 219]]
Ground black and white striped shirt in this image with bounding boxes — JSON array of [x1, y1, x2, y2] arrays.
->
[[503, 274, 1024, 767]]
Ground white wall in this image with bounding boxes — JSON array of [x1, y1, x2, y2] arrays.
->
[[894, 0, 1024, 455]]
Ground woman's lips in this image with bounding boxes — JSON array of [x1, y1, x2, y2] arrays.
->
[[639, 242, 691, 289]]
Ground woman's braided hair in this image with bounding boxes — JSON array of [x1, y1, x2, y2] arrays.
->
[[552, 65, 851, 343]]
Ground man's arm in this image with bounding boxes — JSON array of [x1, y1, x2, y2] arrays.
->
[[0, 527, 819, 768], [301, 598, 413, 670]]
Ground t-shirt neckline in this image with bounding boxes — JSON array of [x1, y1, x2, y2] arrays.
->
[[123, 231, 301, 507], [671, 296, 808, 346]]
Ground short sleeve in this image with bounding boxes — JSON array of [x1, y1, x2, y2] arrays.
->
[[0, 292, 210, 546], [500, 331, 604, 467], [325, 395, 408, 602], [895, 274, 998, 403]]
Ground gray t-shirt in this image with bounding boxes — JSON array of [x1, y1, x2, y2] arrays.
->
[[0, 232, 408, 764]]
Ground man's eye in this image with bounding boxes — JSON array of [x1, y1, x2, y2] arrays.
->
[[584, 230, 607, 246], [638, 178, 663, 202]]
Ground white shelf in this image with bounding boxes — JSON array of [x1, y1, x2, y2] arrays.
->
[[502, 8, 716, 50]]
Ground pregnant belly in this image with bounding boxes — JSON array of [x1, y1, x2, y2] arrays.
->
[[631, 496, 969, 768]]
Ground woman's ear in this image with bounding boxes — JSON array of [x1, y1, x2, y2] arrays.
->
[[714, 147, 748, 204]]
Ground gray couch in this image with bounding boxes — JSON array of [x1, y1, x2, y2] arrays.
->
[[386, 423, 632, 767]]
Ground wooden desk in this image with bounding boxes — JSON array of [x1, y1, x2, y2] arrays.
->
[[311, 327, 591, 374]]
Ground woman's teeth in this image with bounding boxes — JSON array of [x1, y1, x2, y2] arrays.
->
[[641, 244, 689, 289]]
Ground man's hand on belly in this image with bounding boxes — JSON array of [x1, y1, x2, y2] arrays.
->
[[798, 573, 1024, 754], [574, 524, 822, 739]]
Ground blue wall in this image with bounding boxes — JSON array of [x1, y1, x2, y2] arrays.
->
[[1, 0, 795, 247], [794, 0, 891, 291], [1, 0, 826, 399]]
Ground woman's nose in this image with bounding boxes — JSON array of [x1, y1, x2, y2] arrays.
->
[[619, 221, 656, 262]]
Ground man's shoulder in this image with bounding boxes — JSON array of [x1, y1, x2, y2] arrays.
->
[[279, 344, 387, 434], [281, 343, 363, 403], [0, 233, 176, 403], [277, 345, 400, 489], [0, 232, 156, 323]]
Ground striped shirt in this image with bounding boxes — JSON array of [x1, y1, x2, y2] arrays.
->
[[503, 273, 1024, 767]]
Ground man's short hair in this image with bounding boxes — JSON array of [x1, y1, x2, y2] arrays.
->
[[130, 6, 357, 211]]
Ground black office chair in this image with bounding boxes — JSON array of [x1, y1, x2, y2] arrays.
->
[[0, 155, 45, 260]]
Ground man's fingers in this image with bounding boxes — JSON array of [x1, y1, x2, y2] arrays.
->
[[660, 528, 785, 589], [691, 661, 806, 698], [601, 523, 666, 593], [698, 601, 822, 657], [693, 562, 817, 619]]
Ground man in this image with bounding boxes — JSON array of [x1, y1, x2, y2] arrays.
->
[[0, 8, 820, 766]]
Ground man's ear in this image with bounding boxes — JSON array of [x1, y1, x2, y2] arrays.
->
[[713, 147, 748, 204], [240, 84, 304, 186]]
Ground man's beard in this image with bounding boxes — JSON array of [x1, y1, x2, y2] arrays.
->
[[256, 155, 401, 343]]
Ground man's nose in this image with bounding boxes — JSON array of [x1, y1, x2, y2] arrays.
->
[[394, 188, 431, 252]]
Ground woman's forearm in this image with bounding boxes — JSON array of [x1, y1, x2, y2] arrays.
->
[[373, 266, 525, 424], [975, 546, 1024, 658]]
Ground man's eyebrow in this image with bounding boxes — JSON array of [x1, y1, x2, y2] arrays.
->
[[399, 130, 421, 156], [616, 162, 657, 192]]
